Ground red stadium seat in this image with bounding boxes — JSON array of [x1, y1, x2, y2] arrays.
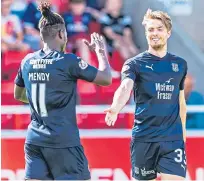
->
[[1, 114, 15, 129], [77, 80, 100, 104], [51, 0, 69, 13], [1, 112, 133, 130], [1, 80, 23, 105], [98, 78, 121, 104], [89, 21, 101, 34], [2, 50, 31, 79], [77, 113, 133, 129], [1, 81, 14, 94], [110, 50, 124, 72], [3, 50, 30, 66], [14, 114, 31, 129]]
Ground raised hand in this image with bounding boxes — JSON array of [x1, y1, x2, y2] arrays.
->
[[83, 32, 105, 52]]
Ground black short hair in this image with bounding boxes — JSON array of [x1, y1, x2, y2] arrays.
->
[[38, 1, 65, 40]]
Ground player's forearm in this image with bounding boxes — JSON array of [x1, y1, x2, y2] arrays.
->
[[19, 94, 29, 104], [111, 85, 131, 114], [180, 102, 187, 142], [15, 89, 29, 104], [96, 49, 111, 82]]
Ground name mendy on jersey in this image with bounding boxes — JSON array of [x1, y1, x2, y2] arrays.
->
[[30, 59, 53, 69], [29, 73, 50, 81], [155, 83, 174, 100]]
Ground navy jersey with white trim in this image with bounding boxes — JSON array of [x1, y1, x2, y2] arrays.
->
[[121, 51, 187, 142], [15, 50, 97, 148]]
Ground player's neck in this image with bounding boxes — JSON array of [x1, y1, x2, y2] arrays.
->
[[43, 43, 61, 53], [148, 46, 167, 58]]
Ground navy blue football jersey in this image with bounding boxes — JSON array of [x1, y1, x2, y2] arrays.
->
[[121, 51, 187, 142], [15, 50, 97, 148]]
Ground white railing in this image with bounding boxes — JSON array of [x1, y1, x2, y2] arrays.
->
[[1, 105, 204, 138], [1, 129, 204, 138], [1, 105, 204, 114]]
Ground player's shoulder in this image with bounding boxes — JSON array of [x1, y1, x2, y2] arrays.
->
[[135, 51, 149, 60], [63, 53, 84, 67], [122, 53, 146, 72], [23, 52, 35, 61], [124, 52, 148, 64], [120, 14, 132, 24], [168, 52, 187, 64], [100, 13, 112, 24], [20, 52, 36, 69], [63, 53, 89, 73], [64, 53, 78, 62]]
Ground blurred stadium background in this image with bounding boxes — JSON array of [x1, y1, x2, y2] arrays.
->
[[1, 0, 204, 180]]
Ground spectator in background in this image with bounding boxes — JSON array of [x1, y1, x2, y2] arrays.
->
[[100, 0, 139, 60], [22, 0, 43, 51], [62, 0, 94, 62], [10, 0, 27, 20], [1, 0, 30, 52], [185, 74, 204, 129], [51, 0, 68, 13], [86, 0, 105, 10]]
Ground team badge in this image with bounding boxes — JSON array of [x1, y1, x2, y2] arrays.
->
[[134, 167, 139, 174], [121, 65, 130, 73], [78, 58, 88, 70], [172, 63, 179, 72]]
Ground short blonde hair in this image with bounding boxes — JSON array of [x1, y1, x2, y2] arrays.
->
[[142, 9, 172, 32]]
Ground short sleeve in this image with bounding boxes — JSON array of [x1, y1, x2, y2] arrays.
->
[[179, 61, 188, 90], [100, 14, 111, 27], [123, 15, 132, 29], [67, 54, 98, 82], [14, 66, 25, 87], [121, 58, 138, 82]]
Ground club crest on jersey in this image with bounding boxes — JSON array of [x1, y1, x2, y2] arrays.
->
[[122, 65, 130, 73], [172, 63, 179, 72], [134, 167, 139, 174], [78, 59, 88, 69]]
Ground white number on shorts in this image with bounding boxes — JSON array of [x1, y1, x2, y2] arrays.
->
[[174, 149, 183, 163], [31, 83, 48, 117]]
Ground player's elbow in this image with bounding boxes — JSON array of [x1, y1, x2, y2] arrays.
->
[[104, 70, 113, 85], [180, 102, 187, 114], [103, 70, 112, 86], [93, 71, 112, 86], [14, 90, 23, 101], [100, 77, 112, 86], [181, 105, 187, 113], [14, 93, 21, 100], [104, 76, 112, 86]]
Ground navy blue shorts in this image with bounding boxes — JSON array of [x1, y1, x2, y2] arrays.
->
[[24, 143, 90, 180], [131, 140, 186, 180]]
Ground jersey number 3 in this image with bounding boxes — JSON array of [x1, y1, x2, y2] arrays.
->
[[31, 83, 48, 117]]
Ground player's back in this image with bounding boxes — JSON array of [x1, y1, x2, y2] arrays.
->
[[19, 49, 97, 148]]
